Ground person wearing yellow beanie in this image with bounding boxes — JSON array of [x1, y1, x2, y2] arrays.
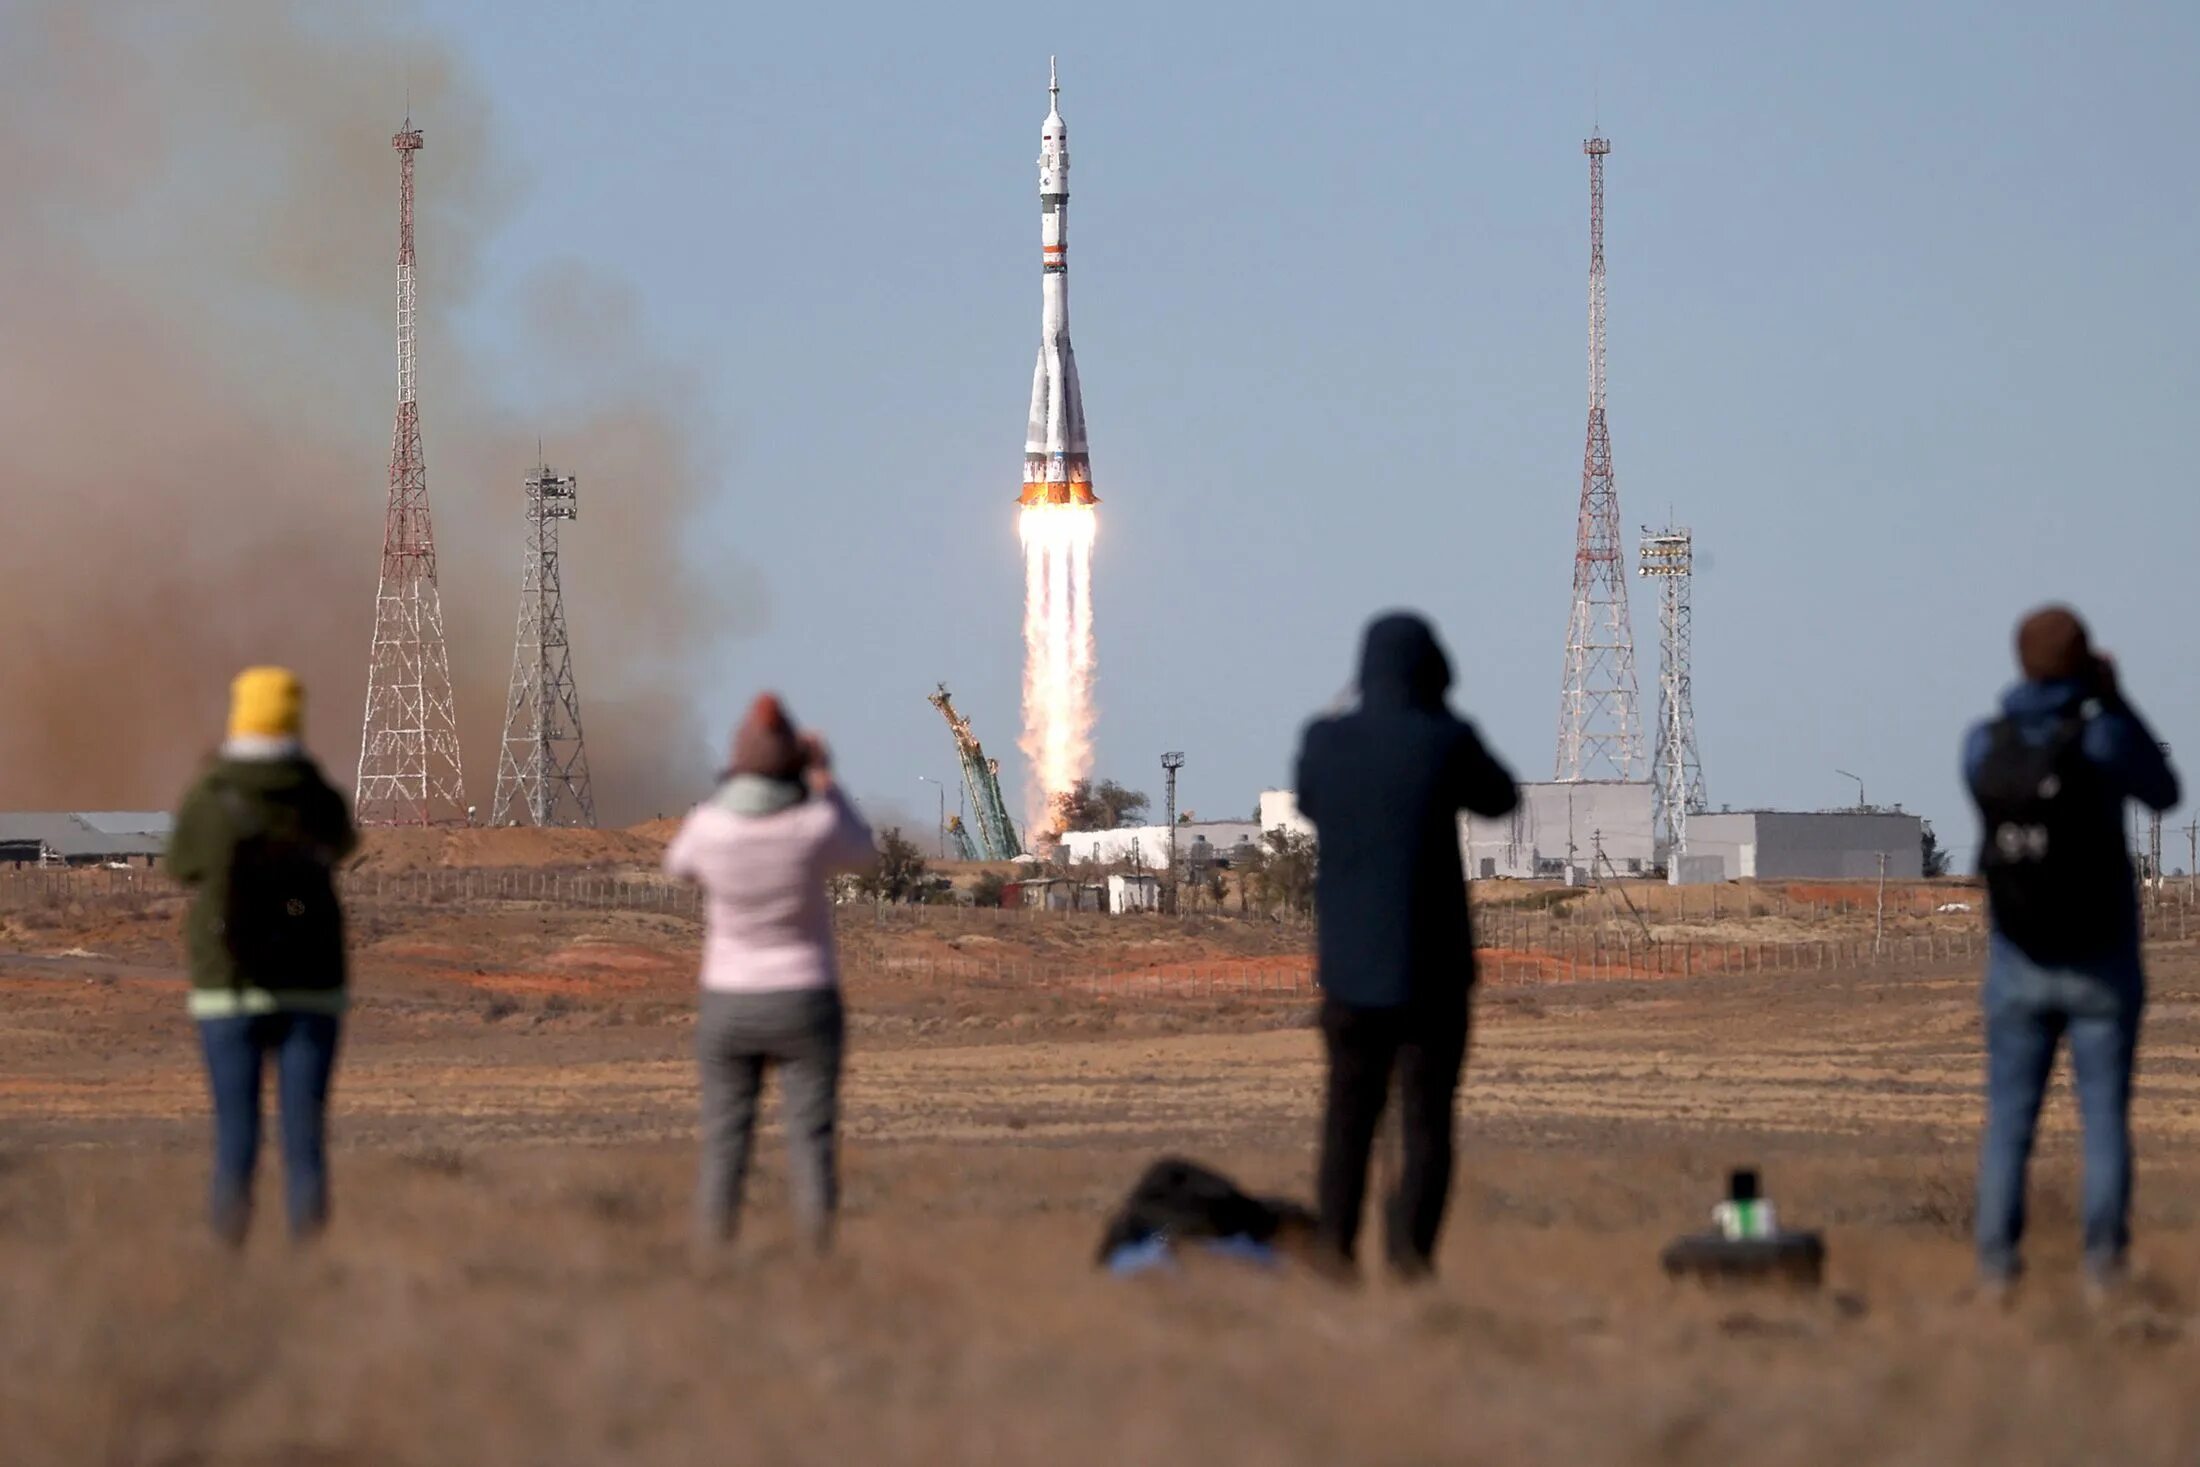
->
[[226, 665, 304, 745], [169, 665, 357, 1245]]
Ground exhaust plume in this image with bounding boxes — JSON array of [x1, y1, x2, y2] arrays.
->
[[1018, 505, 1097, 836], [0, 1, 760, 823]]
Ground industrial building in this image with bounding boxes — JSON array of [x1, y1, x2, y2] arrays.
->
[[0, 812, 171, 867], [1260, 784, 1654, 882], [1673, 810, 1923, 884], [1106, 873, 1161, 914], [1059, 820, 1263, 871]]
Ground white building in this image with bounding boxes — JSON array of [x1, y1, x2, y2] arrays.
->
[[1675, 810, 1923, 884], [1106, 872, 1161, 913], [1260, 783, 1655, 881], [1059, 820, 1264, 871]]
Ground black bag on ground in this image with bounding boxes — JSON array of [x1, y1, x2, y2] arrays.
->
[[1095, 1156, 1316, 1264], [218, 785, 339, 978]]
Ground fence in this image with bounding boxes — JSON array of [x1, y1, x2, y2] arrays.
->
[[0, 866, 704, 918], [832, 927, 1992, 998], [2, 865, 2173, 999]]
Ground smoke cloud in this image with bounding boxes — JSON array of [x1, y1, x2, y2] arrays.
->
[[0, 2, 759, 823]]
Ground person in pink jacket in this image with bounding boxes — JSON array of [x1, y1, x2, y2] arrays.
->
[[664, 694, 876, 1253]]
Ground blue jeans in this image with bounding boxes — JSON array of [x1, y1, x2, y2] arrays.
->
[[198, 1013, 343, 1243], [1975, 936, 2142, 1280]]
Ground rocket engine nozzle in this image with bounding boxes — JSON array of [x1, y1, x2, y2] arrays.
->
[[1017, 481, 1099, 507]]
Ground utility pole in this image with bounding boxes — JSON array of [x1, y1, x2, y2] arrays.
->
[[1161, 751, 1185, 915], [2148, 742, 2170, 887], [918, 776, 945, 858], [1874, 850, 1888, 960]]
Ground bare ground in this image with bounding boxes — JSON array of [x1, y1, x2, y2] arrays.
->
[[3, 902, 2198, 1465]]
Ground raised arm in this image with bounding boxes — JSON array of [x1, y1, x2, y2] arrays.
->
[[2087, 697, 2180, 813], [812, 787, 878, 874], [800, 734, 877, 873], [1293, 721, 1331, 828], [1449, 721, 1519, 818]]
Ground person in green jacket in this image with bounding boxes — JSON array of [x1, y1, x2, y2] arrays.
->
[[168, 667, 357, 1244]]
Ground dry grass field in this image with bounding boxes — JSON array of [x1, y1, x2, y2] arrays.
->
[[3, 873, 2197, 1465]]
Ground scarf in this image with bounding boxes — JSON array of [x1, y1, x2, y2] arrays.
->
[[710, 774, 807, 816]]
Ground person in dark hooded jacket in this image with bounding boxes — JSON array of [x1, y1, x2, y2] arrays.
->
[[1964, 606, 2177, 1297], [1294, 612, 1518, 1277]]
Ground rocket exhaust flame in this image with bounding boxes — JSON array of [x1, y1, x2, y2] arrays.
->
[[1019, 503, 1097, 837]]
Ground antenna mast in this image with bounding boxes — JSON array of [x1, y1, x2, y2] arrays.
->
[[1555, 132, 1645, 782], [356, 124, 468, 826]]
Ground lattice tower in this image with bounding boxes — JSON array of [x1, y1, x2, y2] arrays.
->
[[491, 462, 595, 827], [1555, 132, 1645, 782], [356, 123, 468, 826], [929, 685, 1023, 860], [1639, 526, 1707, 849]]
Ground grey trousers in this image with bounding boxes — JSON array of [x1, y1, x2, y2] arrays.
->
[[695, 987, 845, 1248]]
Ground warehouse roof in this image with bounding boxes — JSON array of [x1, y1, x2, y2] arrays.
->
[[0, 812, 171, 860], [1698, 807, 1913, 818]]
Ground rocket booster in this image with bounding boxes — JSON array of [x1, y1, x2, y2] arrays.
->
[[1019, 57, 1097, 508]]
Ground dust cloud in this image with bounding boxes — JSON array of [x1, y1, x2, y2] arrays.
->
[[0, 2, 758, 824]]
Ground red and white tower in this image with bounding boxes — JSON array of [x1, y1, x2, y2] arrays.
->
[[1554, 131, 1644, 782], [356, 122, 468, 826]]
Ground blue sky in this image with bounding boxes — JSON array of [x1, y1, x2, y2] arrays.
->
[[430, 0, 2198, 856]]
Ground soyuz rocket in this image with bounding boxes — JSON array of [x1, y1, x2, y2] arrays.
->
[[1018, 58, 1097, 507]]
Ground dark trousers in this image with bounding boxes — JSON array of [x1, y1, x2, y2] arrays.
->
[[696, 988, 846, 1250], [1316, 992, 1470, 1275], [197, 1012, 343, 1244]]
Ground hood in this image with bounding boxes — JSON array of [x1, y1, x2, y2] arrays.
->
[[2000, 676, 2092, 722], [1356, 612, 1453, 711]]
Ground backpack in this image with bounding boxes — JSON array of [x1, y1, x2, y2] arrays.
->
[[1972, 715, 2128, 962], [1094, 1157, 1316, 1265], [216, 783, 338, 979]]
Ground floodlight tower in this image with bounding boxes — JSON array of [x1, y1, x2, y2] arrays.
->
[[1161, 750, 1185, 912], [491, 462, 595, 828], [356, 122, 468, 826], [1639, 526, 1706, 851], [1554, 131, 1645, 783]]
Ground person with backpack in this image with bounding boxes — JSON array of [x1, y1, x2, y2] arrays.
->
[[167, 667, 358, 1246], [1966, 606, 2178, 1297], [1293, 612, 1519, 1280], [664, 695, 875, 1256]]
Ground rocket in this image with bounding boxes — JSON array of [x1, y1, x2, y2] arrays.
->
[[1018, 58, 1098, 507]]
